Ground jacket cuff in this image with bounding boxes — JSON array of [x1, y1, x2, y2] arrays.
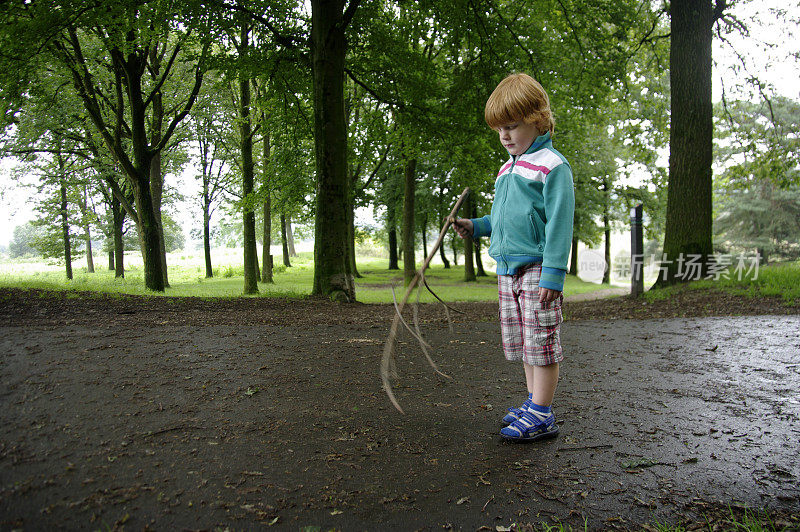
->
[[471, 217, 491, 238], [538, 266, 566, 292]]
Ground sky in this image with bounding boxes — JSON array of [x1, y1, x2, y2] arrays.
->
[[1, 1, 798, 248]]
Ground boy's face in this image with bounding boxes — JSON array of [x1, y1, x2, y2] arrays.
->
[[496, 121, 540, 156]]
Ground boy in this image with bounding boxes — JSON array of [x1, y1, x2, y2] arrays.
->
[[452, 73, 574, 442]]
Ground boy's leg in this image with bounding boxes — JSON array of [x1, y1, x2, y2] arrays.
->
[[524, 361, 559, 407]]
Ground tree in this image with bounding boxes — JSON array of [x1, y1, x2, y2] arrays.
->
[[9, 223, 44, 258], [233, 23, 259, 295], [654, 0, 726, 286], [3, 2, 213, 291], [714, 97, 800, 262], [310, 0, 360, 301]]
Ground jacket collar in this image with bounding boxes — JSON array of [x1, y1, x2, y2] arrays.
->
[[523, 131, 552, 155]]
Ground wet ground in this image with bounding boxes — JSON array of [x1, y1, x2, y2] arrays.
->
[[0, 290, 799, 530]]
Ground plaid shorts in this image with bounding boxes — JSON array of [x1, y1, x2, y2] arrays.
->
[[498, 263, 564, 366]]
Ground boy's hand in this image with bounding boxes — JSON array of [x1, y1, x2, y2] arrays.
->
[[539, 287, 561, 304], [450, 217, 473, 239]]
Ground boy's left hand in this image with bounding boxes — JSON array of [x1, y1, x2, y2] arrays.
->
[[539, 287, 561, 304]]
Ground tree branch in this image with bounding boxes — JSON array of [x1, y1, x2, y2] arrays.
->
[[341, 0, 362, 29], [154, 41, 211, 153]]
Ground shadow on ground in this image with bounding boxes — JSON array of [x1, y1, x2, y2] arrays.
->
[[0, 289, 798, 530]]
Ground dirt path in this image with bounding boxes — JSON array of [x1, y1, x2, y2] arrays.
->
[[1, 289, 798, 530], [564, 287, 628, 302]]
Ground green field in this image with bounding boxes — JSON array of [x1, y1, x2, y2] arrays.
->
[[1, 249, 797, 304], [0, 249, 615, 302]]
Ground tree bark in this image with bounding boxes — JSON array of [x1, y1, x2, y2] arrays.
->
[[80, 186, 94, 273], [112, 192, 124, 278], [439, 240, 450, 268], [463, 193, 476, 282], [59, 162, 73, 280], [471, 201, 486, 276], [310, 0, 357, 301], [261, 131, 273, 283], [281, 213, 292, 267], [602, 177, 611, 284], [150, 107, 169, 287], [420, 213, 428, 263], [401, 155, 417, 285], [387, 202, 399, 270], [655, 0, 715, 286], [438, 193, 450, 268], [286, 215, 297, 256], [118, 49, 164, 291], [203, 199, 213, 278], [239, 26, 258, 295]]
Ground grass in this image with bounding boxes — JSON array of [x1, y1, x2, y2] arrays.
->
[[650, 503, 797, 532], [0, 249, 617, 303], [644, 259, 800, 305]]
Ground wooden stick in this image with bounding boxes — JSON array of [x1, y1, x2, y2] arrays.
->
[[381, 187, 470, 413]]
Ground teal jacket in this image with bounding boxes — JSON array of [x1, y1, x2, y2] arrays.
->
[[471, 132, 575, 292]]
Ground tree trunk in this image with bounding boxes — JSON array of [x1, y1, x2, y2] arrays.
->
[[603, 227, 611, 284], [239, 25, 258, 295], [148, 47, 169, 288], [133, 178, 164, 291], [310, 0, 356, 302], [451, 237, 459, 266], [203, 201, 213, 278], [602, 178, 611, 284], [471, 201, 486, 276], [200, 128, 214, 279], [261, 131, 273, 283], [80, 186, 94, 273], [387, 204, 399, 270], [655, 0, 715, 287], [286, 215, 297, 257], [281, 213, 291, 267], [438, 193, 450, 268], [108, 250, 114, 270], [59, 171, 73, 280], [439, 240, 450, 268], [421, 213, 428, 263], [402, 156, 417, 285], [126, 52, 164, 292], [463, 194, 476, 281], [150, 150, 168, 287], [112, 192, 124, 278], [85, 227, 94, 273], [474, 239, 486, 276]]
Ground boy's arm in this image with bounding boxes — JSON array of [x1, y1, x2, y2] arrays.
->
[[470, 215, 492, 238], [540, 163, 575, 292]]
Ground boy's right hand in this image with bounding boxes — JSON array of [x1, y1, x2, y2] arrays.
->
[[450, 217, 473, 239]]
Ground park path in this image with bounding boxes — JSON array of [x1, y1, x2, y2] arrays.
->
[[1, 308, 798, 530], [564, 287, 628, 302]]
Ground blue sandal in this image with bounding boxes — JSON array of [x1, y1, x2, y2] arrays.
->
[[501, 398, 534, 426], [500, 411, 559, 442]]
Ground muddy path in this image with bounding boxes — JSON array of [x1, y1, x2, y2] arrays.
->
[[1, 289, 798, 530]]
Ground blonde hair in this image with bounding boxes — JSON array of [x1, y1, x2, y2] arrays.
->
[[484, 73, 555, 134]]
